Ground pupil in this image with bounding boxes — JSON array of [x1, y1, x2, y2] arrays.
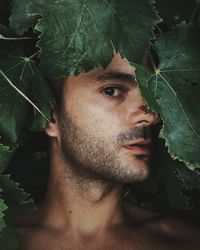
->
[[106, 88, 114, 95]]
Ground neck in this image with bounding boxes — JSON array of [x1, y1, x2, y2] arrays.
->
[[40, 141, 125, 235]]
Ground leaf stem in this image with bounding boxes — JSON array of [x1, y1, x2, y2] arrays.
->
[[0, 34, 36, 40], [29, 51, 39, 59], [0, 70, 51, 123]]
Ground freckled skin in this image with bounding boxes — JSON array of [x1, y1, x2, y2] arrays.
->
[[15, 53, 200, 250]]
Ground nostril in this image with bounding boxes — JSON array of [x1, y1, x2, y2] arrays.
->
[[139, 104, 151, 114], [135, 120, 151, 127], [128, 103, 159, 127]]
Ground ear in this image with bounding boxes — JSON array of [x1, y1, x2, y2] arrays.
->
[[44, 110, 60, 139]]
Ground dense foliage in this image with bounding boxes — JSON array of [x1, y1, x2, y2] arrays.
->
[[0, 0, 200, 248]]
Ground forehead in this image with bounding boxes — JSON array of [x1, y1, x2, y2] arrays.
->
[[63, 52, 136, 89], [103, 52, 135, 76]]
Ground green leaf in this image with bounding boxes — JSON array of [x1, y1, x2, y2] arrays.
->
[[0, 143, 13, 174], [9, 0, 41, 35], [132, 62, 159, 112], [10, 0, 161, 78], [0, 175, 34, 222], [0, 38, 53, 145], [0, 198, 7, 231], [175, 165, 200, 190], [137, 23, 200, 168]]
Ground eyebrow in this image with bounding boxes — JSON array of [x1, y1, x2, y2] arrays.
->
[[96, 72, 137, 85]]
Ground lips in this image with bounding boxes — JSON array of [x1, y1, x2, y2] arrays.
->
[[122, 140, 152, 156]]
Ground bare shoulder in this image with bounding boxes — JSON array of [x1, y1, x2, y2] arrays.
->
[[123, 201, 200, 250], [154, 213, 200, 239], [13, 203, 200, 250], [13, 211, 57, 250], [153, 215, 200, 250]]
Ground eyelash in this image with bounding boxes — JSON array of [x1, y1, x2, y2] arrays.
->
[[101, 85, 124, 98]]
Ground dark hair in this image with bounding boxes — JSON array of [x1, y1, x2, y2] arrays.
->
[[47, 78, 65, 110]]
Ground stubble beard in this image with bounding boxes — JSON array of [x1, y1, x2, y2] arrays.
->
[[58, 110, 151, 184]]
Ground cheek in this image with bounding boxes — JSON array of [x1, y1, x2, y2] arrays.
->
[[64, 88, 127, 135], [81, 107, 127, 148]]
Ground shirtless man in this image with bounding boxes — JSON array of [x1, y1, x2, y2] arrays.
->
[[16, 52, 200, 250]]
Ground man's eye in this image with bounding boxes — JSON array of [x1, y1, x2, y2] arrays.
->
[[102, 86, 122, 97]]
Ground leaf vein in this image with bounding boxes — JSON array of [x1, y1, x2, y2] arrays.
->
[[159, 73, 200, 140]]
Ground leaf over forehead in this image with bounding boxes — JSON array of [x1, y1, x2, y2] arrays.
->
[[10, 0, 161, 78], [137, 23, 200, 168]]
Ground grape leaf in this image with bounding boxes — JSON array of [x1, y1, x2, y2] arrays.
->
[[10, 0, 161, 78], [0, 175, 34, 222], [136, 23, 200, 168], [175, 165, 200, 190], [0, 143, 13, 174], [0, 37, 53, 145], [9, 0, 41, 34]]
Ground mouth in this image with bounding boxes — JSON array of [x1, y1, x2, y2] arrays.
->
[[122, 140, 152, 156]]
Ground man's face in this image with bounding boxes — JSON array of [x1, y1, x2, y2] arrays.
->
[[56, 53, 157, 183]]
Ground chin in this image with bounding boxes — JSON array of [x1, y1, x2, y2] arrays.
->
[[118, 157, 150, 184], [104, 167, 149, 185], [134, 165, 150, 182]]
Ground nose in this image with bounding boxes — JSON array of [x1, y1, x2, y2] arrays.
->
[[138, 104, 159, 125], [128, 104, 159, 127], [127, 90, 159, 127]]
